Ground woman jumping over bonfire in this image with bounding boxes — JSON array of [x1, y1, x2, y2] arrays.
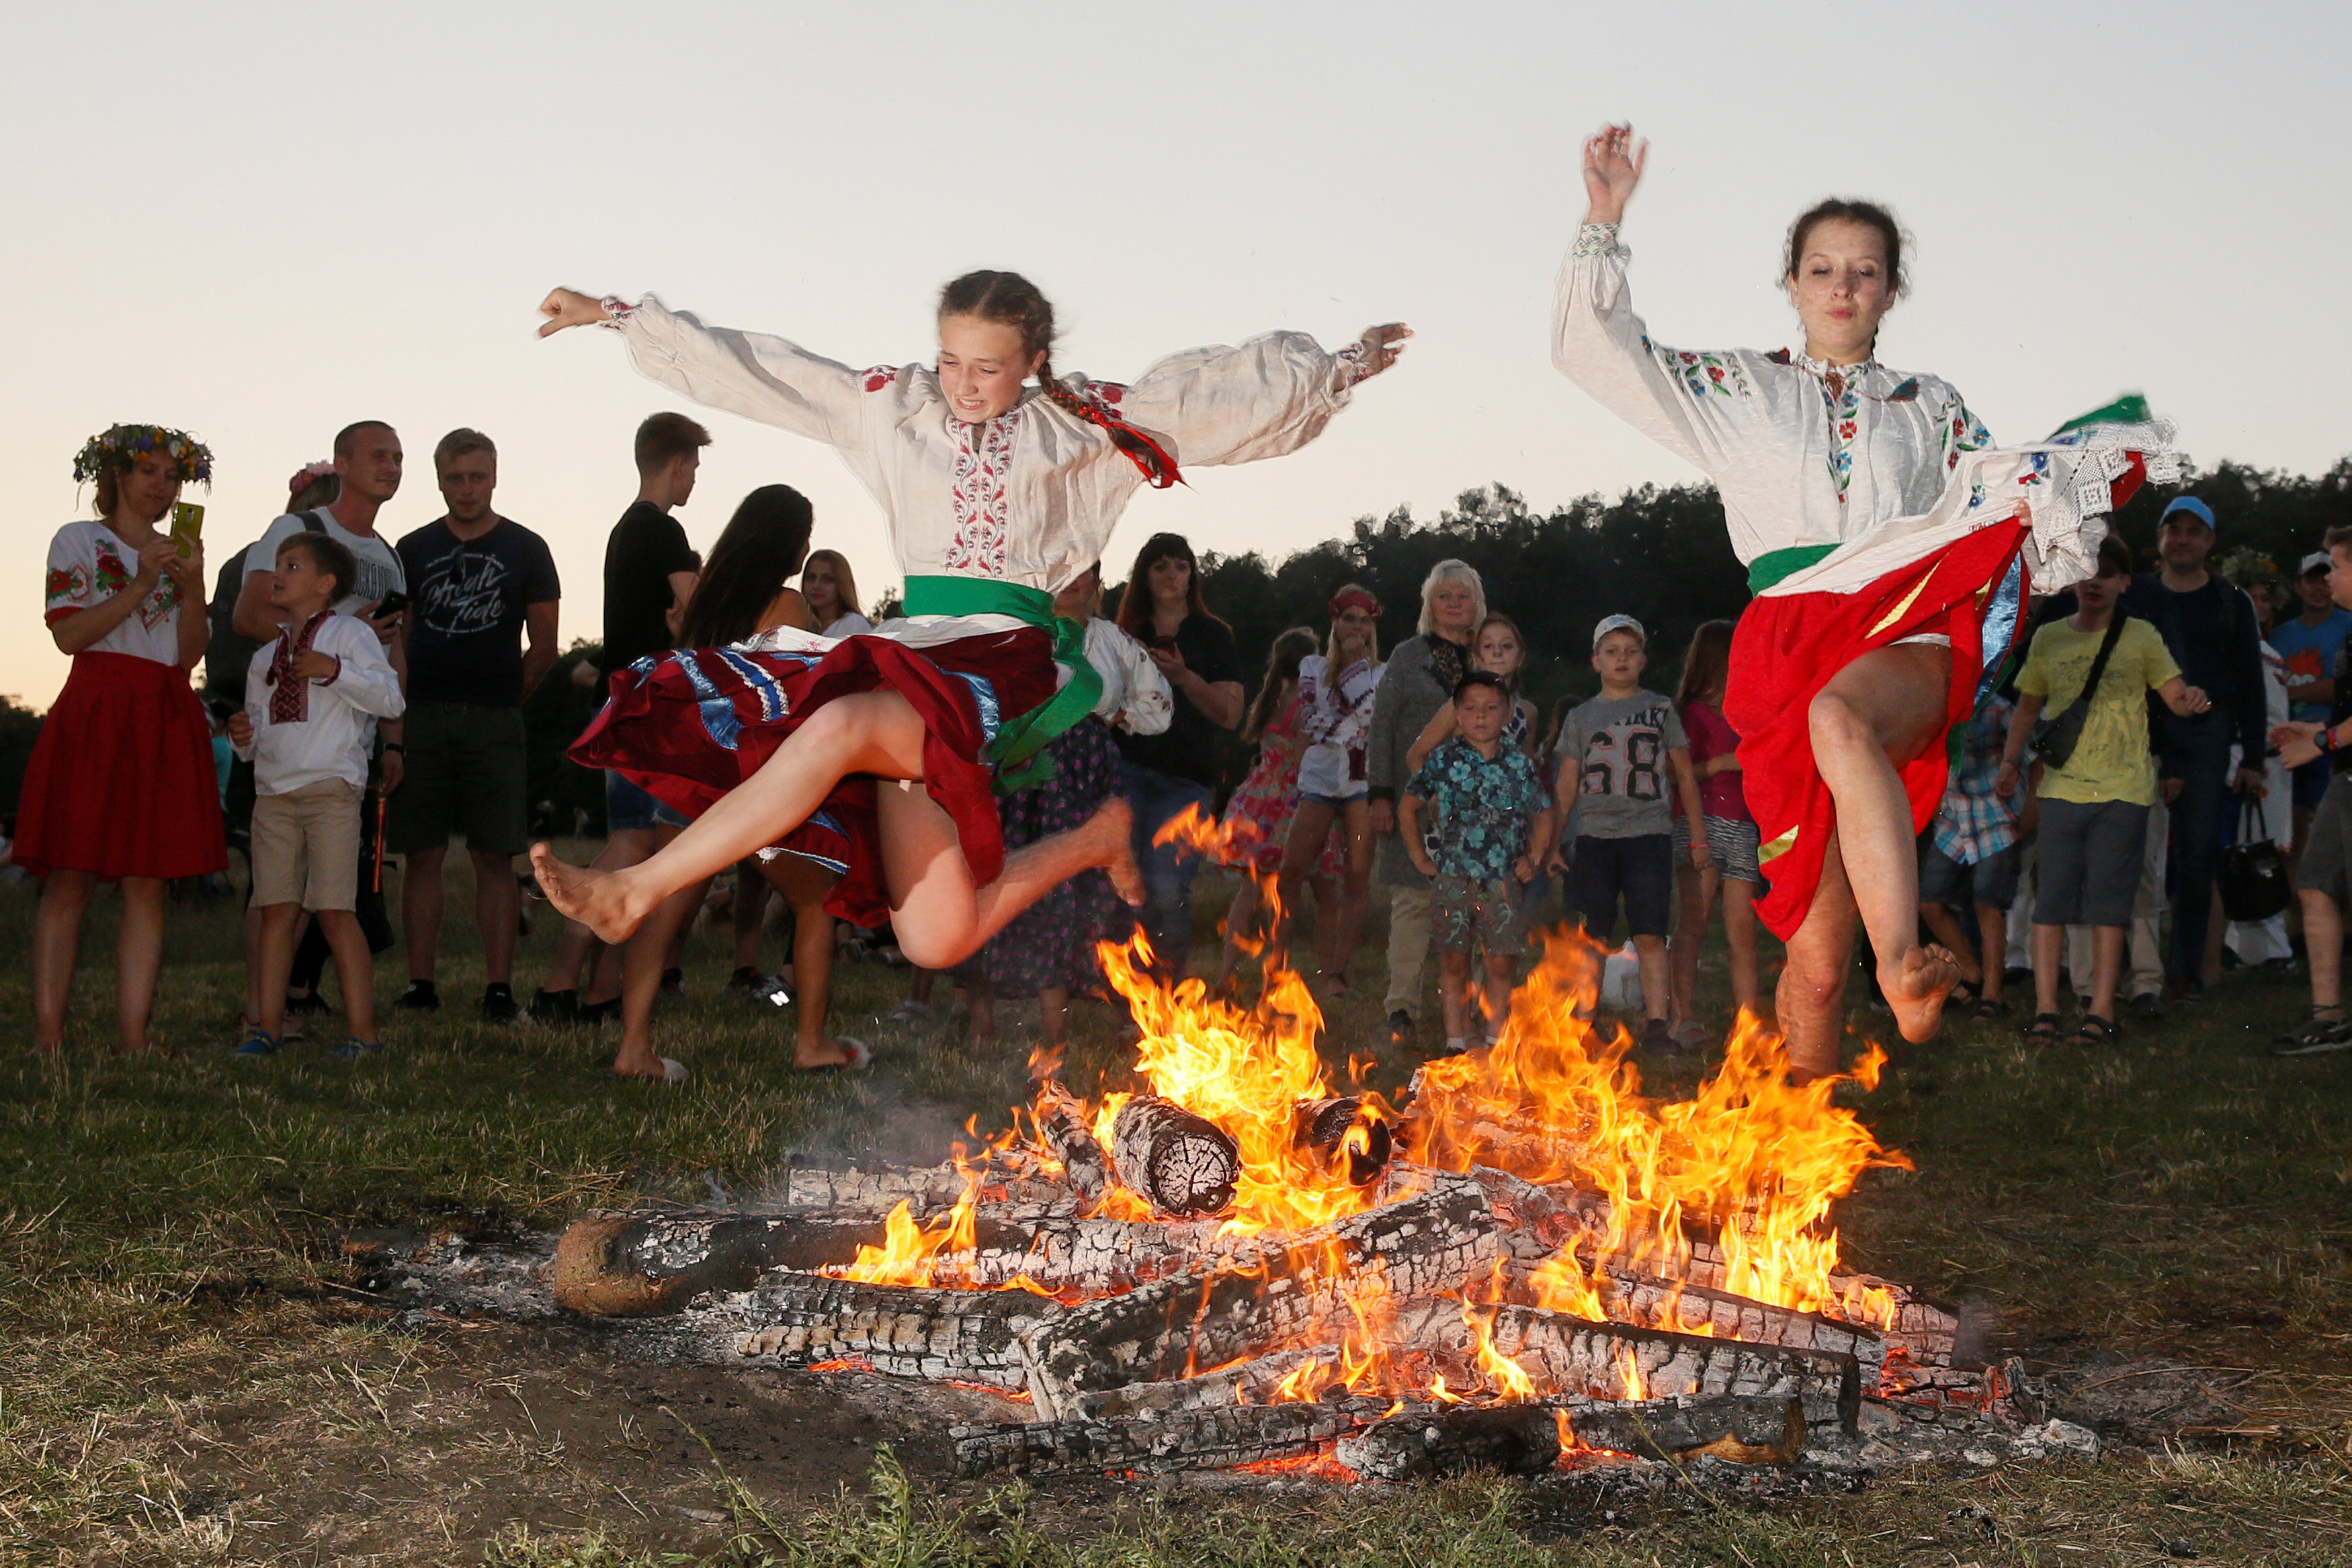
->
[[1552, 124, 2175, 1079], [530, 273, 1409, 1055]]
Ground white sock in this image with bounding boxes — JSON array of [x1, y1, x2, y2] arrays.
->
[[1445, 1036, 1470, 1054]]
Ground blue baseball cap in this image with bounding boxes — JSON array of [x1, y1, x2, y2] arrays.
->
[[2159, 496, 2216, 530]]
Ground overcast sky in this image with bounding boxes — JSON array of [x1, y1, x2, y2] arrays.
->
[[5, 0, 2345, 709]]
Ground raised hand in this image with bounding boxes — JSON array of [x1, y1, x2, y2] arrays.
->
[[1354, 322, 1413, 378], [538, 288, 614, 338], [1582, 124, 1647, 226]]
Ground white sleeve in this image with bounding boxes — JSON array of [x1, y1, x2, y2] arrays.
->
[[245, 514, 302, 578], [611, 295, 921, 453], [1097, 331, 1368, 470], [1089, 620, 1172, 734], [1550, 226, 1738, 475], [43, 525, 91, 621], [1296, 655, 1337, 742], [325, 620, 406, 720]]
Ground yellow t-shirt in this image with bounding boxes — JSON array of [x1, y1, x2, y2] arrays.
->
[[2016, 615, 2181, 806]]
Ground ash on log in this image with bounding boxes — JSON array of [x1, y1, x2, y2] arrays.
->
[[551, 1209, 884, 1317], [1572, 1266, 1888, 1385], [1656, 1241, 1961, 1365], [1335, 1405, 1560, 1481], [770, 1153, 1074, 1219], [1109, 1096, 1241, 1217], [952, 1403, 1347, 1479], [1023, 1182, 1500, 1419], [731, 1272, 1058, 1389], [1294, 1097, 1393, 1187], [1488, 1303, 1859, 1432], [1565, 1394, 1806, 1463], [1034, 1083, 1111, 1203], [1066, 1348, 1327, 1422]]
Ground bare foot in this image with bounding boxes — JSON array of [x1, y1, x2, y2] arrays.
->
[[1089, 797, 1144, 907], [1882, 943, 1960, 1044], [532, 842, 655, 945], [794, 1036, 872, 1072]]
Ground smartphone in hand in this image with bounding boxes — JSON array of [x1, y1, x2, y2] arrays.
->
[[373, 589, 410, 618], [169, 502, 205, 558]]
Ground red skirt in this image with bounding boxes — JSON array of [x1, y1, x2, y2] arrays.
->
[[1724, 523, 2028, 941], [17, 651, 227, 881], [570, 627, 1058, 928]]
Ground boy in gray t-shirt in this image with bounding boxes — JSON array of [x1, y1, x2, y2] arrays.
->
[[1546, 616, 1708, 1050]]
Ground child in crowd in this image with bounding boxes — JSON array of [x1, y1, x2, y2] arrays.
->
[[1919, 686, 2023, 1023], [2271, 527, 2352, 1055], [228, 533, 406, 1057], [1406, 613, 1540, 768], [1548, 615, 1707, 1053], [1667, 619, 1759, 1048], [1402, 672, 1553, 1055], [1999, 535, 2208, 1045]]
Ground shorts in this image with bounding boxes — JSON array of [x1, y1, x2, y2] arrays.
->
[[1570, 832, 1673, 940], [1431, 873, 1531, 956], [605, 769, 689, 834], [250, 777, 364, 910], [2296, 773, 2352, 909], [1918, 837, 2021, 912], [386, 701, 528, 856], [1671, 814, 1762, 884], [1297, 790, 1359, 811], [2033, 797, 2149, 927], [2294, 756, 2334, 812]]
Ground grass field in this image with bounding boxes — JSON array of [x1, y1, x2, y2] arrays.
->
[[5, 850, 2352, 1565]]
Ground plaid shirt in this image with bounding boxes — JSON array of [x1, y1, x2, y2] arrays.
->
[[1932, 693, 2021, 865]]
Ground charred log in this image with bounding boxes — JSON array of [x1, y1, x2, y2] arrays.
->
[[1488, 1303, 1859, 1432], [731, 1273, 1058, 1389], [1565, 1394, 1806, 1463], [951, 1403, 1345, 1479], [1335, 1404, 1560, 1481], [1294, 1097, 1394, 1187], [551, 1209, 884, 1317], [1109, 1096, 1241, 1217], [1035, 1083, 1111, 1203]]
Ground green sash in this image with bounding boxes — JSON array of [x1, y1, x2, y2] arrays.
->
[[900, 575, 1102, 793], [1746, 543, 1839, 595]]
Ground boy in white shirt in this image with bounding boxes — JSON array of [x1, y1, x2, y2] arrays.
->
[[228, 534, 406, 1057]]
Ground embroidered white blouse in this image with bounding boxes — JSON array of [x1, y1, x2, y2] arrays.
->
[[1552, 224, 2166, 599], [1295, 654, 1383, 798], [44, 521, 186, 664], [608, 296, 1374, 598], [1083, 617, 1173, 737]]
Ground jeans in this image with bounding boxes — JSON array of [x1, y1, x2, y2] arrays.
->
[[2163, 736, 2236, 985], [1120, 762, 1213, 982]]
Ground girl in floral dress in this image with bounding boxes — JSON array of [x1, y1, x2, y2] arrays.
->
[[1211, 628, 1344, 996], [1553, 124, 2175, 1077], [532, 273, 1406, 978], [26, 425, 224, 1055]]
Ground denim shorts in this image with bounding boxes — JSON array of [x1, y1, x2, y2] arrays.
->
[[605, 769, 689, 834]]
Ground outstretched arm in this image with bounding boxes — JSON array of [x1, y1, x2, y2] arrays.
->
[[1109, 322, 1409, 470]]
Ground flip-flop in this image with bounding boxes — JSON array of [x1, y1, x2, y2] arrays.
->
[[611, 1057, 689, 1084], [798, 1039, 873, 1074]]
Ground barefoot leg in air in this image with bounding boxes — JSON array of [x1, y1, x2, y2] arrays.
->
[[876, 783, 1139, 972], [1805, 642, 1962, 1047]]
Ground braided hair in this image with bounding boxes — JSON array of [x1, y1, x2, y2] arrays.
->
[[937, 271, 1178, 488]]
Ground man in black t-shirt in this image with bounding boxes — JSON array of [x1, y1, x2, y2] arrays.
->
[[386, 429, 562, 1021], [527, 412, 711, 1031]]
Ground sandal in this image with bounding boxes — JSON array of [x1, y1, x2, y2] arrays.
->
[[2019, 1012, 2064, 1043], [2271, 1007, 2352, 1057], [2072, 1014, 2119, 1046], [1970, 996, 2009, 1024]]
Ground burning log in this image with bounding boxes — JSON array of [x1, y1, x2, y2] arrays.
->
[[1023, 1182, 1500, 1419], [1574, 1266, 1888, 1385], [1335, 1404, 1560, 1481], [1661, 1242, 1961, 1365], [1108, 1096, 1241, 1218], [771, 1152, 1073, 1218], [1035, 1082, 1111, 1203], [957, 1215, 1245, 1293], [1487, 1303, 1859, 1430], [1565, 1393, 1806, 1463], [1294, 1097, 1393, 1187], [731, 1272, 1058, 1389], [551, 1209, 885, 1317], [951, 1403, 1349, 1479], [1066, 1348, 1326, 1421], [1461, 1167, 1611, 1259]]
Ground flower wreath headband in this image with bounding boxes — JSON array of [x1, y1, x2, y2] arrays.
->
[[72, 424, 215, 487]]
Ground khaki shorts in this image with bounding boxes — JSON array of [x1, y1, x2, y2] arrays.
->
[[251, 778, 365, 910]]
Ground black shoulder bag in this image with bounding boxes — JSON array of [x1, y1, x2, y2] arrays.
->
[[2028, 613, 2129, 771], [2221, 793, 2290, 922]]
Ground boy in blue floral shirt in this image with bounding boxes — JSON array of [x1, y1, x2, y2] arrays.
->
[[1404, 672, 1555, 1054]]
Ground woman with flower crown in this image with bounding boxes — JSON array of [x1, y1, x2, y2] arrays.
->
[[27, 425, 224, 1055], [1554, 124, 2177, 1078], [530, 273, 1406, 1031]]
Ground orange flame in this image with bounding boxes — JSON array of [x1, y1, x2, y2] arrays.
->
[[1616, 1347, 1647, 1402]]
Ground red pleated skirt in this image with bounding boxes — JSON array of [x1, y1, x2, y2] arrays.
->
[[1724, 522, 2028, 941], [570, 627, 1058, 927], [17, 651, 227, 881]]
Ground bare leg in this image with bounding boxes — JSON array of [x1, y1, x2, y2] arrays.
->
[[542, 828, 654, 992], [611, 878, 706, 1079], [1480, 951, 1515, 1040], [243, 903, 267, 1025], [405, 846, 448, 984], [1437, 951, 1473, 1043], [1318, 799, 1375, 987], [114, 875, 167, 1053], [1213, 875, 1263, 994], [2089, 924, 2127, 1020], [733, 860, 773, 973], [472, 850, 518, 986], [1807, 645, 1961, 1043], [255, 903, 302, 1042], [1919, 902, 1981, 987], [1974, 905, 2008, 1006], [962, 980, 997, 1046], [1632, 932, 1669, 1022], [1777, 835, 1861, 1082], [1039, 986, 1070, 1048], [317, 909, 377, 1043], [1722, 875, 1761, 1016], [763, 855, 856, 1070], [1274, 798, 1340, 969], [878, 785, 1140, 971], [1670, 865, 1714, 1024], [2304, 889, 2344, 1010], [32, 869, 97, 1052], [2032, 924, 2064, 1018]]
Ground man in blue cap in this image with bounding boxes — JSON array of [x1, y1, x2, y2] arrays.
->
[[2122, 496, 2268, 1007]]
